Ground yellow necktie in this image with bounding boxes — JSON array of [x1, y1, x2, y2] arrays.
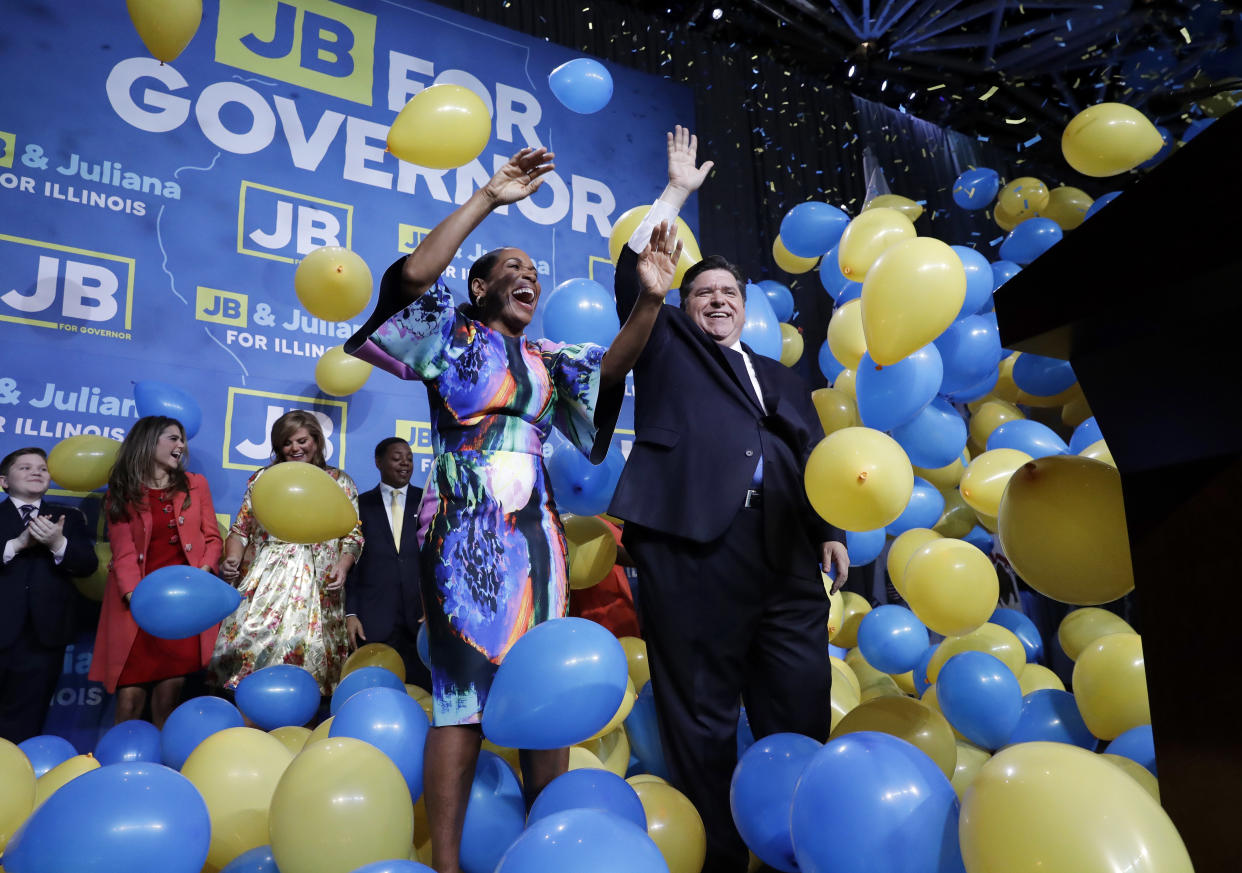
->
[[390, 488, 403, 552]]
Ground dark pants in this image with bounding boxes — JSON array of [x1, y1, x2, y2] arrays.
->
[[384, 617, 432, 693], [0, 623, 65, 743], [626, 506, 832, 873]]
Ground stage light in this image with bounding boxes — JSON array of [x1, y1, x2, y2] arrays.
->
[[711, 7, 723, 19], [881, 79, 888, 91], [847, 64, 856, 78]]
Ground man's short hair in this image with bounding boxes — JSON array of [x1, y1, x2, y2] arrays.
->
[[0, 447, 46, 489], [374, 436, 411, 461], [679, 255, 748, 311]]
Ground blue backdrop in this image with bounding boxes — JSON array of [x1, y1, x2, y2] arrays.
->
[[0, 0, 693, 748]]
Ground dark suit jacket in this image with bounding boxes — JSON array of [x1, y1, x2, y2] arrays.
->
[[346, 484, 424, 640], [0, 498, 97, 649], [608, 246, 837, 577]]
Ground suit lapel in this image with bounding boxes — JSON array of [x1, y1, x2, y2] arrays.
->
[[720, 345, 765, 415], [745, 344, 782, 418]]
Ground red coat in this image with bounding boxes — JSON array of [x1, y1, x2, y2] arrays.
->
[[89, 473, 223, 692]]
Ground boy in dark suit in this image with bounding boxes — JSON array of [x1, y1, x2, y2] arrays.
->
[[0, 447, 97, 742]]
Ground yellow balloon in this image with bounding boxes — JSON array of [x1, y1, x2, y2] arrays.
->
[[997, 455, 1134, 605], [578, 723, 631, 776], [1099, 753, 1160, 803], [388, 84, 491, 170], [184, 727, 294, 870], [47, 435, 120, 492], [587, 676, 637, 743], [314, 346, 373, 396], [294, 246, 374, 322], [992, 199, 1025, 232], [564, 515, 619, 590], [607, 206, 701, 289], [826, 586, 844, 640], [845, 648, 904, 703], [408, 685, 434, 721], [126, 0, 201, 63], [968, 399, 1025, 447], [863, 194, 924, 222], [1018, 664, 1066, 695], [633, 781, 708, 873], [997, 177, 1050, 216], [927, 623, 1025, 683], [890, 670, 917, 695], [861, 237, 967, 366], [960, 742, 1190, 873], [773, 236, 818, 274], [951, 740, 991, 800], [834, 592, 872, 649], [804, 427, 914, 531], [887, 528, 942, 597], [270, 737, 413, 873], [251, 462, 359, 545], [619, 637, 650, 690], [627, 773, 669, 787], [993, 354, 1021, 403], [1062, 393, 1093, 427], [1058, 608, 1134, 661], [826, 299, 867, 369], [829, 668, 862, 732], [341, 643, 406, 683], [914, 450, 969, 492], [837, 208, 916, 280], [974, 510, 999, 533], [569, 744, 605, 771], [959, 448, 1033, 518], [833, 367, 857, 400], [269, 726, 312, 756], [778, 323, 804, 366], [933, 489, 976, 538], [306, 716, 335, 746], [1041, 186, 1094, 231], [1061, 102, 1164, 177], [832, 696, 958, 779], [1073, 632, 1148, 740], [73, 542, 112, 601], [904, 538, 999, 636], [830, 655, 861, 699], [811, 387, 859, 437], [33, 754, 99, 809], [1079, 438, 1115, 467], [0, 738, 35, 852]]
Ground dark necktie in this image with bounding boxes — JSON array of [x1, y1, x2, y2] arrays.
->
[[19, 504, 36, 526]]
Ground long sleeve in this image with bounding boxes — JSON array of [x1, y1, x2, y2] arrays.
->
[[616, 199, 682, 323], [192, 474, 223, 571], [333, 470, 365, 560], [57, 506, 97, 578], [106, 502, 144, 598]]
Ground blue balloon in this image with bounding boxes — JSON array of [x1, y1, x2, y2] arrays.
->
[[935, 315, 1001, 396], [1069, 416, 1102, 454], [836, 280, 862, 304], [742, 282, 783, 360], [885, 478, 945, 538], [94, 719, 161, 766], [999, 217, 1062, 265], [496, 808, 666, 873], [1142, 125, 1174, 167], [235, 664, 321, 731], [913, 645, 937, 696], [161, 696, 244, 770], [987, 419, 1069, 459], [3, 763, 210, 873], [461, 750, 526, 873], [540, 278, 620, 347], [936, 652, 1023, 750], [828, 643, 848, 660], [18, 735, 77, 778], [133, 381, 203, 439], [857, 605, 930, 675], [818, 245, 851, 299], [547, 58, 613, 114], [351, 862, 435, 873], [791, 732, 963, 873], [1084, 191, 1120, 221], [528, 768, 647, 832], [990, 260, 1021, 292], [855, 346, 943, 432], [757, 279, 795, 322], [623, 682, 669, 779], [1105, 724, 1156, 775], [730, 733, 822, 872], [961, 525, 993, 554], [780, 202, 849, 258], [331, 687, 430, 802], [737, 706, 756, 758], [891, 398, 968, 470], [845, 528, 886, 566], [1012, 353, 1076, 396], [482, 617, 628, 749], [1006, 690, 1097, 749], [951, 246, 992, 320], [130, 565, 243, 640], [330, 665, 406, 715], [219, 845, 279, 873], [417, 620, 431, 669], [952, 167, 1000, 210], [817, 341, 845, 383], [988, 607, 1044, 662], [546, 441, 622, 516], [941, 366, 998, 404]]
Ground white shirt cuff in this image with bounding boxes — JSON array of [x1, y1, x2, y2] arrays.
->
[[51, 539, 67, 564], [2, 539, 16, 564], [627, 198, 682, 255]]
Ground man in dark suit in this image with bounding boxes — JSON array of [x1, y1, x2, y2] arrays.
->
[[346, 437, 431, 690], [0, 447, 97, 743], [608, 128, 849, 873]]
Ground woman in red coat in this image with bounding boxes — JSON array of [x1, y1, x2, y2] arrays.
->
[[89, 416, 222, 727]]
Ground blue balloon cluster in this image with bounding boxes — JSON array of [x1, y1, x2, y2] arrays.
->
[[547, 58, 614, 114], [130, 565, 243, 640]]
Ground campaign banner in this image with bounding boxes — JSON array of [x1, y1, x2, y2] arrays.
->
[[1, 0, 693, 747]]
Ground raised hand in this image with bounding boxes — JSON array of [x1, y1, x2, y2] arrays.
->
[[483, 147, 556, 206], [667, 125, 714, 194], [636, 221, 684, 300]]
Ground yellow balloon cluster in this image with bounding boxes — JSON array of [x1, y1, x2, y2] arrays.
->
[[778, 323, 804, 366], [388, 84, 492, 170], [47, 435, 120, 492], [804, 427, 914, 531], [861, 237, 966, 365], [904, 538, 1000, 636], [633, 781, 708, 873], [837, 208, 916, 280], [831, 695, 957, 780], [126, 0, 201, 63], [251, 462, 359, 545], [341, 642, 406, 683], [315, 346, 373, 396], [1062, 102, 1164, 177], [826, 299, 867, 369], [773, 236, 818, 274], [563, 515, 618, 589], [295, 246, 373, 323], [608, 206, 702, 289], [810, 387, 858, 436], [1073, 632, 1149, 740]]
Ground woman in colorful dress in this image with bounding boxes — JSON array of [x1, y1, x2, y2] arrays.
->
[[347, 146, 681, 873], [210, 409, 364, 697], [90, 416, 223, 727]]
